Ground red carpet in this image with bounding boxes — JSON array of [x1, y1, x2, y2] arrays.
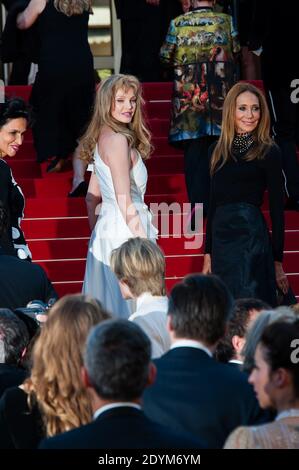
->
[[6, 82, 299, 300]]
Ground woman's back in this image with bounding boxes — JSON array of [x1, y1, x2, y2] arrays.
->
[[94, 145, 147, 204]]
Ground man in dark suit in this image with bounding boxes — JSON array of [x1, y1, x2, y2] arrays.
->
[[39, 319, 204, 449], [143, 274, 268, 448], [0, 309, 29, 397], [0, 204, 57, 309]]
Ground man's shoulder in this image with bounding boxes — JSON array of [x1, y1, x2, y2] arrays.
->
[[39, 421, 93, 449]]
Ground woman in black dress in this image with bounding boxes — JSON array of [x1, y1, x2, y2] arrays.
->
[[202, 82, 289, 306], [17, 0, 95, 172], [0, 98, 32, 259]]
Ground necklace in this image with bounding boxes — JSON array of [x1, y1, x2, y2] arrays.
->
[[232, 132, 254, 155], [275, 409, 299, 421]]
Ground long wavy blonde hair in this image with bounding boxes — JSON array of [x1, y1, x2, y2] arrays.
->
[[210, 82, 274, 175], [80, 74, 152, 163], [54, 0, 91, 16], [23, 294, 110, 437]]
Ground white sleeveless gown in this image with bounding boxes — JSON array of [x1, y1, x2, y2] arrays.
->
[[82, 146, 158, 318]]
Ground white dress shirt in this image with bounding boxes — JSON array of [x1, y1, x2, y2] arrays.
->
[[170, 339, 213, 357], [93, 402, 141, 420], [129, 292, 170, 358]]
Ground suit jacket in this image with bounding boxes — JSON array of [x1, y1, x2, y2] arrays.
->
[[39, 406, 205, 449], [0, 386, 43, 449], [143, 347, 268, 449], [0, 364, 27, 399], [0, 248, 57, 310]]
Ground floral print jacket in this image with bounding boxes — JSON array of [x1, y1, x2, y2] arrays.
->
[[160, 8, 240, 143]]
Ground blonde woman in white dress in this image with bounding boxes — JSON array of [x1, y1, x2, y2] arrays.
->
[[81, 74, 158, 318]]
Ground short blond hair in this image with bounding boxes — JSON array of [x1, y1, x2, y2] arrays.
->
[[111, 238, 166, 297]]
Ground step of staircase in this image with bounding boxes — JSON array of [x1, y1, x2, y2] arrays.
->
[[26, 230, 299, 260]]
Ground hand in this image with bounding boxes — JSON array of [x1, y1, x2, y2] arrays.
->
[[275, 261, 289, 295], [202, 254, 212, 274], [146, 0, 160, 5]]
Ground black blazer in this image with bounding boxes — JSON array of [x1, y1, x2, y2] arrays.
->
[[0, 365, 27, 399], [0, 386, 43, 449], [0, 249, 57, 310], [39, 406, 205, 449], [143, 347, 268, 449]]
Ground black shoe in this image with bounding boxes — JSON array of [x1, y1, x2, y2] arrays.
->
[[46, 157, 66, 173], [68, 181, 88, 197], [284, 198, 299, 211]]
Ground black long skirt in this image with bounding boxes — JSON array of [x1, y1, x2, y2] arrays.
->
[[211, 203, 277, 306]]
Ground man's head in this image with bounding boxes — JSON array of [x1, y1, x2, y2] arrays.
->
[[84, 319, 154, 402], [0, 308, 29, 365], [214, 298, 270, 363], [167, 274, 233, 348]]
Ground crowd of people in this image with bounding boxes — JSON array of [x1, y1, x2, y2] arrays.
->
[[0, 0, 299, 451]]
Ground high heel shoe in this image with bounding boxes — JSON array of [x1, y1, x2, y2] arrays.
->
[[46, 157, 66, 173], [68, 181, 88, 197]]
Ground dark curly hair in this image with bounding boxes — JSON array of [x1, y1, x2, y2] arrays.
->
[[0, 97, 32, 128]]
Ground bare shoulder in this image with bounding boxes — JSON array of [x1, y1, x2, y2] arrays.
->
[[100, 129, 128, 148], [100, 131, 129, 164]]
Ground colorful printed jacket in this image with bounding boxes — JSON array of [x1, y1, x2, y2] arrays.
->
[[160, 8, 240, 143]]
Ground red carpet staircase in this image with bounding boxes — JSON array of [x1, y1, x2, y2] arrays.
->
[[6, 83, 299, 301]]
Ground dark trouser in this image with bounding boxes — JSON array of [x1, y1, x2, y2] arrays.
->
[[183, 136, 217, 217], [266, 86, 299, 200]]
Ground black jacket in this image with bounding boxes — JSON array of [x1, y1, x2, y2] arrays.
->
[[143, 347, 269, 448], [39, 406, 205, 449], [0, 248, 57, 309]]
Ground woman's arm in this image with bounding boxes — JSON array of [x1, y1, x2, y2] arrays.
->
[[105, 134, 147, 238], [85, 173, 101, 231], [202, 145, 217, 274], [17, 0, 46, 30], [264, 145, 288, 294]]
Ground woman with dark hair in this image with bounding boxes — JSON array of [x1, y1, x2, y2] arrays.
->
[[0, 97, 32, 259], [17, 0, 95, 173], [203, 82, 288, 306], [224, 320, 299, 448]]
